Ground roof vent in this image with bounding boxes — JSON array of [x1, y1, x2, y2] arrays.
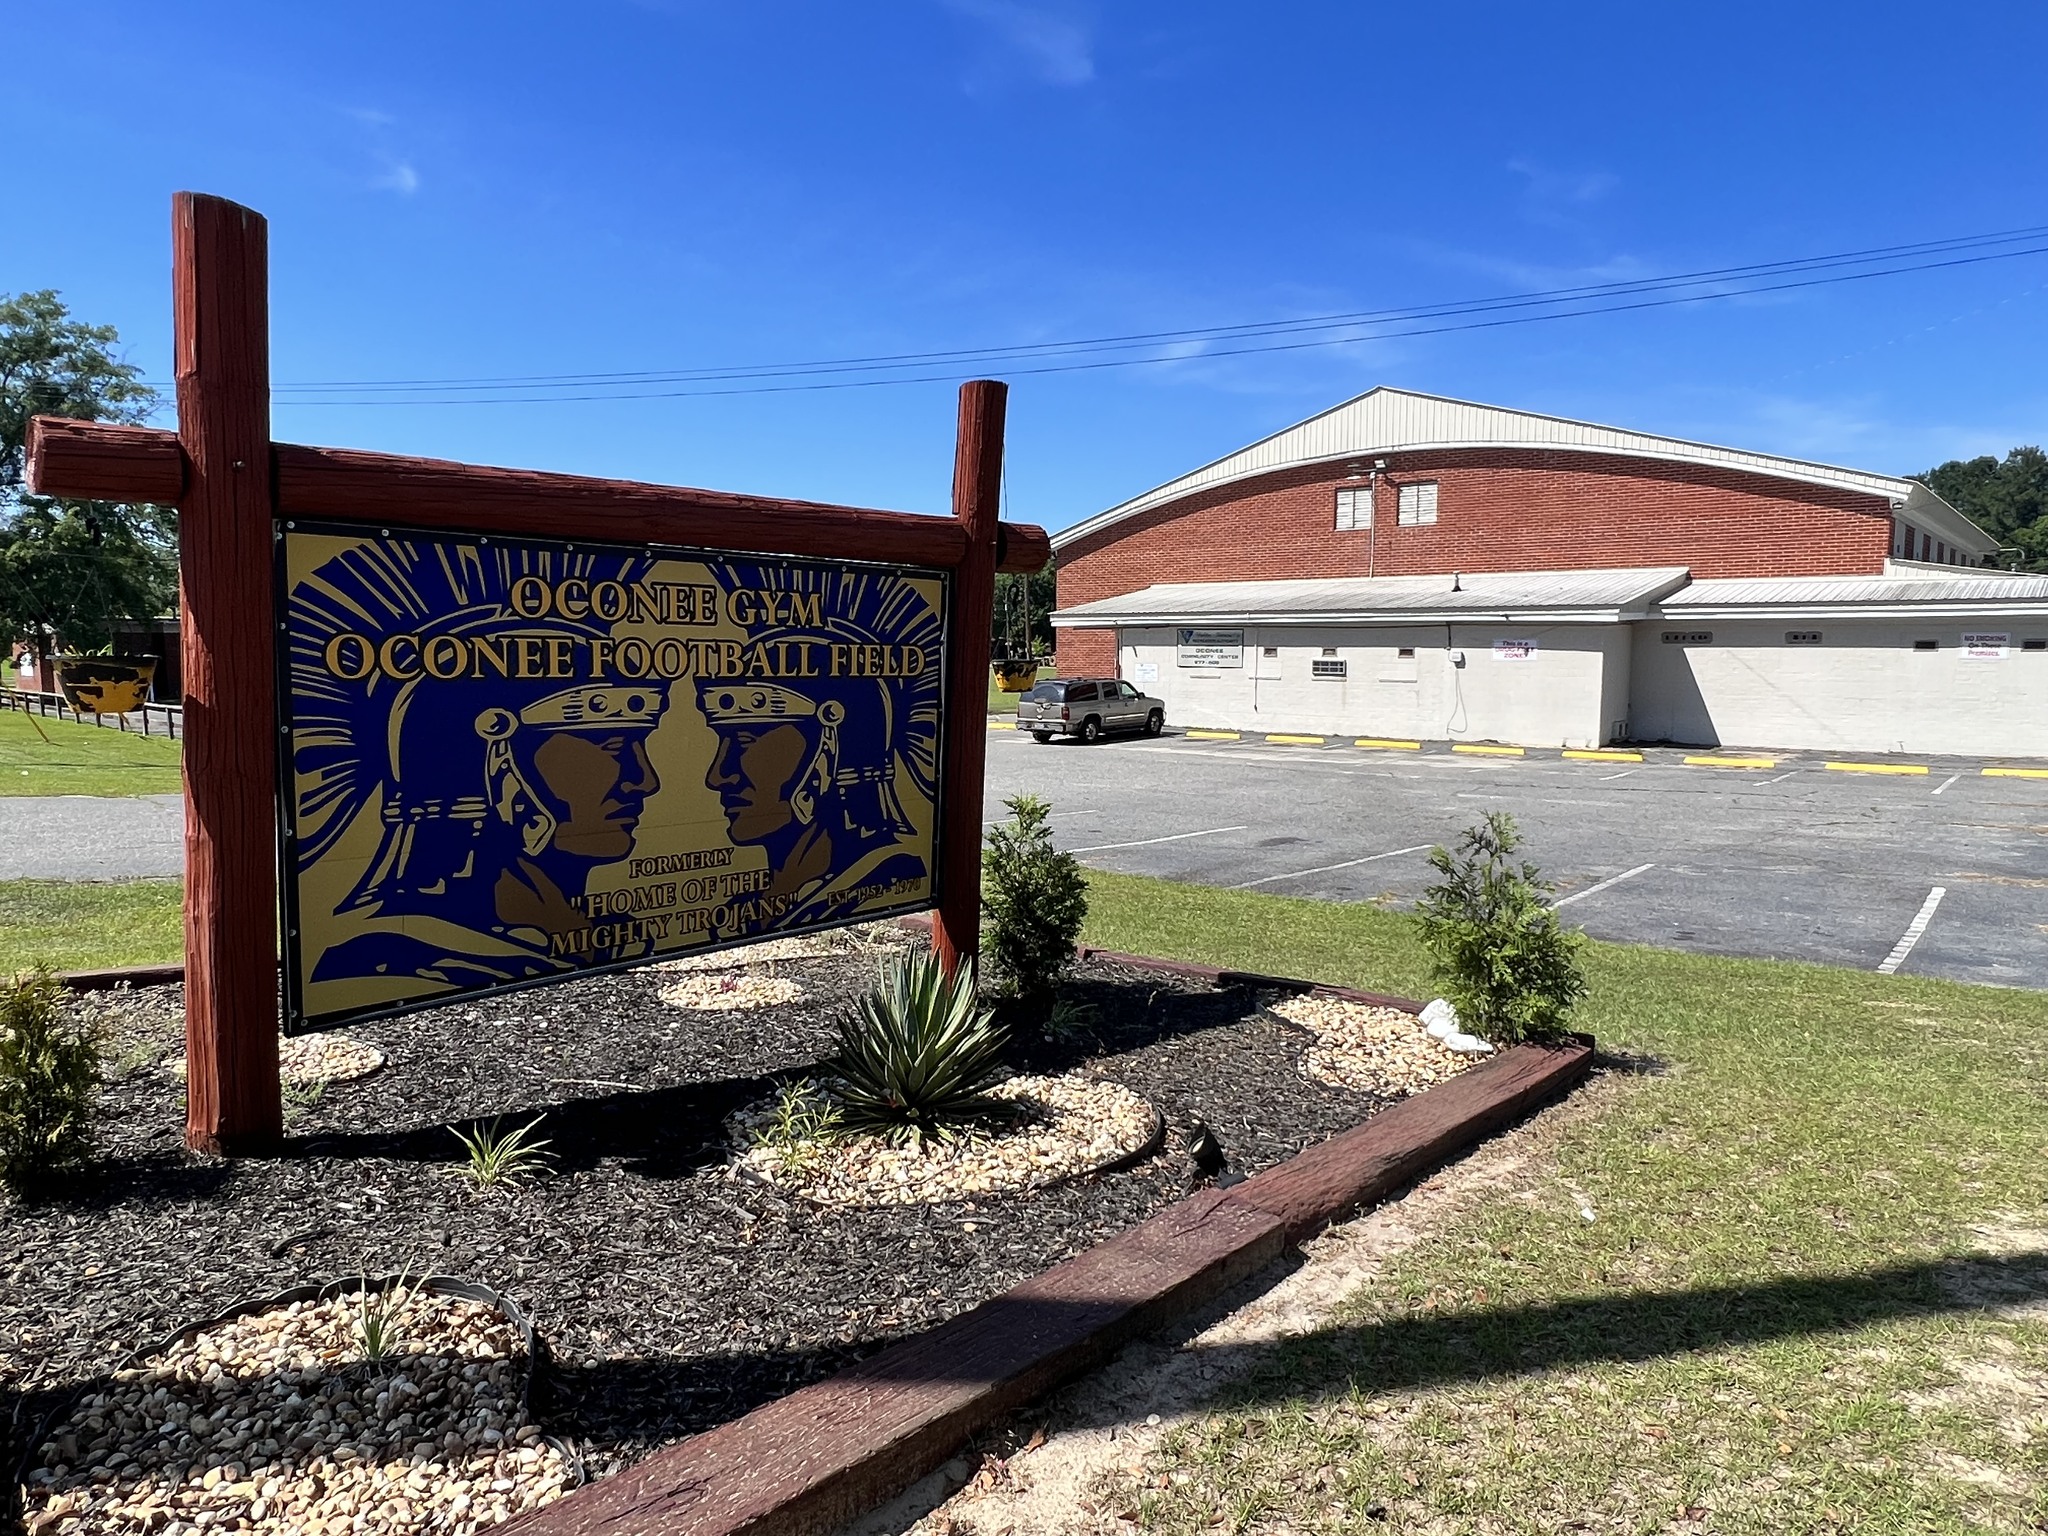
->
[[1451, 572, 1462, 592]]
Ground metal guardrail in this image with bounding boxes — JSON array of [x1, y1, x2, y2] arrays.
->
[[0, 686, 183, 739]]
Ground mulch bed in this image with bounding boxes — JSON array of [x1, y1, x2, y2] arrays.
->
[[3, 935, 1435, 1503]]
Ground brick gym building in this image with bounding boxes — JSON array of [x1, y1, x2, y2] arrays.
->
[[1051, 389, 2048, 756]]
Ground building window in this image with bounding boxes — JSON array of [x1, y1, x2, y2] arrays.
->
[[1334, 486, 1373, 531], [1396, 481, 1439, 526], [1786, 631, 1822, 646], [1921, 533, 1932, 561], [2024, 639, 2047, 652], [1397, 647, 1415, 658], [1321, 647, 1338, 656], [1899, 523, 1915, 558], [1936, 541, 1947, 564], [1311, 658, 1348, 679], [1262, 646, 1279, 658], [1914, 639, 1938, 652]]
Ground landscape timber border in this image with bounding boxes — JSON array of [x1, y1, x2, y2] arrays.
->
[[488, 967, 1592, 1536], [25, 191, 1049, 1155]]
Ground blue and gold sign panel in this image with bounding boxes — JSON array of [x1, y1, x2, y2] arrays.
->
[[277, 521, 948, 1032]]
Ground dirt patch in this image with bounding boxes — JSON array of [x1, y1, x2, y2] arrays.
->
[[843, 1065, 1643, 1536]]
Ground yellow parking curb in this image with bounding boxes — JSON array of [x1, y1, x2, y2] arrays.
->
[[1453, 744, 1525, 757], [1562, 749, 1644, 762], [1825, 761, 1928, 775], [1684, 755, 1777, 769], [1355, 738, 1423, 750], [1266, 733, 1326, 747], [987, 720, 1015, 729], [1185, 729, 1241, 741], [1983, 766, 2048, 779]]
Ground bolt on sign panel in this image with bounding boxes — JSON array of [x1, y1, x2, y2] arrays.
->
[[277, 520, 949, 1032]]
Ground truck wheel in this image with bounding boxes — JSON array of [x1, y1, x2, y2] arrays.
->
[[1079, 716, 1102, 743], [1145, 710, 1163, 737], [1031, 730, 1053, 743]]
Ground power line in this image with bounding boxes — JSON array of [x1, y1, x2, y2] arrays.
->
[[125, 223, 2048, 407]]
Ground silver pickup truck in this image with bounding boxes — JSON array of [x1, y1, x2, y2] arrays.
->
[[1016, 676, 1165, 743]]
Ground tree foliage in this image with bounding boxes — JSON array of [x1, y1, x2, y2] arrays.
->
[[0, 290, 175, 655], [1915, 446, 2048, 572], [991, 567, 1055, 660], [1414, 812, 1587, 1046]]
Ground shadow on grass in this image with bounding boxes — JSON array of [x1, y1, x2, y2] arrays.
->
[[1127, 1249, 2048, 1412]]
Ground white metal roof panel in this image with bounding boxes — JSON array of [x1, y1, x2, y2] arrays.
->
[[1053, 566, 1692, 626], [1659, 571, 2048, 620], [1054, 387, 1990, 555]]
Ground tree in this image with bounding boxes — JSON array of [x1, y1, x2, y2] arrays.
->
[[991, 566, 1055, 661], [0, 291, 175, 659], [1915, 447, 2048, 572]]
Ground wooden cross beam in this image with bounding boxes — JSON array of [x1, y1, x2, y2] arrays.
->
[[26, 191, 1043, 1154]]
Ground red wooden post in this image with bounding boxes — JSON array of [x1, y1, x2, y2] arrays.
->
[[932, 380, 1007, 977], [173, 192, 282, 1153]]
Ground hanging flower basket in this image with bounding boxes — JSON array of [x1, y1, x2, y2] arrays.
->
[[54, 654, 158, 715]]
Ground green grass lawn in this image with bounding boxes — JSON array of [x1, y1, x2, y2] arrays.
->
[[9, 863, 2046, 1526], [0, 706, 183, 797], [0, 879, 183, 972], [1079, 870, 2048, 1533]]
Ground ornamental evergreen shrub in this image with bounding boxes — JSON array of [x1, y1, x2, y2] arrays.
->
[[1414, 813, 1587, 1046], [0, 967, 102, 1193], [829, 951, 1009, 1146], [981, 793, 1088, 1001]]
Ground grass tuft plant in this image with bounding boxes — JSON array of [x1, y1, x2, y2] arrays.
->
[[828, 951, 1009, 1146], [353, 1267, 415, 1365], [451, 1114, 553, 1188], [0, 966, 102, 1193], [981, 793, 1089, 1001], [1414, 811, 1586, 1045]]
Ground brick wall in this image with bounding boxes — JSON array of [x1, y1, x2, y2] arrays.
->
[[1058, 448, 1894, 610], [1054, 625, 1116, 677]]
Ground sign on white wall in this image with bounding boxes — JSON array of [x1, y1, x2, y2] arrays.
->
[[1176, 628, 1244, 668], [1492, 639, 1539, 662], [1134, 661, 1160, 683], [1963, 633, 2011, 659]]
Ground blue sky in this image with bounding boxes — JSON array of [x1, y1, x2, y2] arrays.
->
[[6, 2, 2047, 533]]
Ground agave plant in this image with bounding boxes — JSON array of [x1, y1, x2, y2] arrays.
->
[[828, 953, 1009, 1146]]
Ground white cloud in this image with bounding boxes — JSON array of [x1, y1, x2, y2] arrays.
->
[[372, 160, 421, 196], [943, 0, 1095, 86]]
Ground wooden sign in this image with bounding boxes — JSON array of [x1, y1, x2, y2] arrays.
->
[[280, 523, 950, 1030], [25, 192, 1047, 1151]]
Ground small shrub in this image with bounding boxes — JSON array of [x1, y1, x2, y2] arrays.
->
[[0, 967, 102, 1192], [451, 1114, 552, 1187], [982, 794, 1088, 1001], [748, 1077, 845, 1175], [829, 952, 1008, 1146], [1414, 812, 1587, 1045]]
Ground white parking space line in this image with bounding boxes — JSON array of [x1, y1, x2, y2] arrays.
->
[[1067, 825, 1248, 855], [1550, 862, 1656, 910], [1228, 843, 1434, 890], [1932, 774, 1960, 796], [1877, 886, 1947, 974], [1597, 768, 1640, 782], [1756, 770, 1800, 785]]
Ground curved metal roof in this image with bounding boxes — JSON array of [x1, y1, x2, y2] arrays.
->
[[1054, 387, 1988, 555]]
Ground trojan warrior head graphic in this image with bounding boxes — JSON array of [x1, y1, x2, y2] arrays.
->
[[287, 536, 669, 990]]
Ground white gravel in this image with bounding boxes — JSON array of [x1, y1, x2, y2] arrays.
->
[[730, 1074, 1159, 1207], [1268, 994, 1480, 1097], [22, 1288, 569, 1536]]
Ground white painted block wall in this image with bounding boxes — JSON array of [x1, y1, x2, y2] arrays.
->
[[1116, 623, 1627, 748], [1629, 619, 2048, 755]]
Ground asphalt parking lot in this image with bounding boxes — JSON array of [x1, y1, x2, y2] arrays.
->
[[986, 727, 2048, 991]]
